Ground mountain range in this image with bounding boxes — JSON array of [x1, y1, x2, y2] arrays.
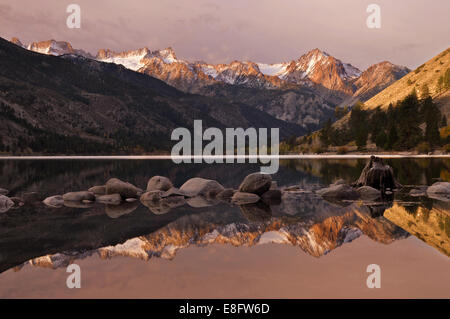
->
[[10, 38, 410, 130], [0, 37, 304, 154]]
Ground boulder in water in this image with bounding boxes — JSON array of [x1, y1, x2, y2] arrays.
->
[[62, 191, 95, 202], [179, 178, 224, 197], [316, 184, 360, 200], [357, 186, 381, 200], [147, 176, 173, 192], [238, 173, 272, 195], [106, 178, 143, 199]]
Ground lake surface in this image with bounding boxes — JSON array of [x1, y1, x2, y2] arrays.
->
[[0, 158, 449, 298]]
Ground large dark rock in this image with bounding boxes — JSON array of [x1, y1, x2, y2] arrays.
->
[[179, 178, 224, 197], [354, 156, 401, 191], [146, 176, 173, 192], [238, 173, 272, 195]]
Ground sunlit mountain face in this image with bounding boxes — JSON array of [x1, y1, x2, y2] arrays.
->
[[9, 38, 409, 130]]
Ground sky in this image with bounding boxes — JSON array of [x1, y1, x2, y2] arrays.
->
[[0, 0, 449, 70]]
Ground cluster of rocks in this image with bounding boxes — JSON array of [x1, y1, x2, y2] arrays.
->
[[2, 155, 449, 216], [139, 173, 281, 214], [43, 178, 144, 209], [409, 182, 450, 202], [314, 156, 402, 202], [0, 173, 280, 216]]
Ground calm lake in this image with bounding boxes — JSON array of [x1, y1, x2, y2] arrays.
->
[[0, 158, 449, 298]]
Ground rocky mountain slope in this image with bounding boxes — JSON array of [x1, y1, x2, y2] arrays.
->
[[0, 37, 304, 154], [12, 38, 409, 130], [332, 48, 450, 131], [363, 48, 450, 112]]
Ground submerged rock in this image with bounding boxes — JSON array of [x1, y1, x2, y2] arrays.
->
[[0, 188, 9, 196], [43, 195, 64, 208], [231, 192, 260, 205], [62, 191, 95, 202], [238, 173, 272, 195], [316, 184, 360, 200], [0, 195, 14, 213], [106, 178, 143, 199], [179, 178, 224, 197], [146, 176, 173, 192]]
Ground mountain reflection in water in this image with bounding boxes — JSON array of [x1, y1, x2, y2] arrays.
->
[[0, 158, 448, 274]]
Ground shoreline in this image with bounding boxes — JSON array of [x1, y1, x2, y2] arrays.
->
[[0, 154, 449, 160]]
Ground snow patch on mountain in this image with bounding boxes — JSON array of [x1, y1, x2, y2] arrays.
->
[[100, 52, 148, 71], [257, 63, 288, 77]]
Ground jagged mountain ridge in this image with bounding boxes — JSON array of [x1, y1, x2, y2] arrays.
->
[[0, 37, 304, 154], [12, 38, 410, 129]]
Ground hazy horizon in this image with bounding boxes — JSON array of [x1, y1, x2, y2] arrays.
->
[[0, 0, 449, 70]]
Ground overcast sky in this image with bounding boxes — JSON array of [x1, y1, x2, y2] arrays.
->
[[0, 0, 449, 70]]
